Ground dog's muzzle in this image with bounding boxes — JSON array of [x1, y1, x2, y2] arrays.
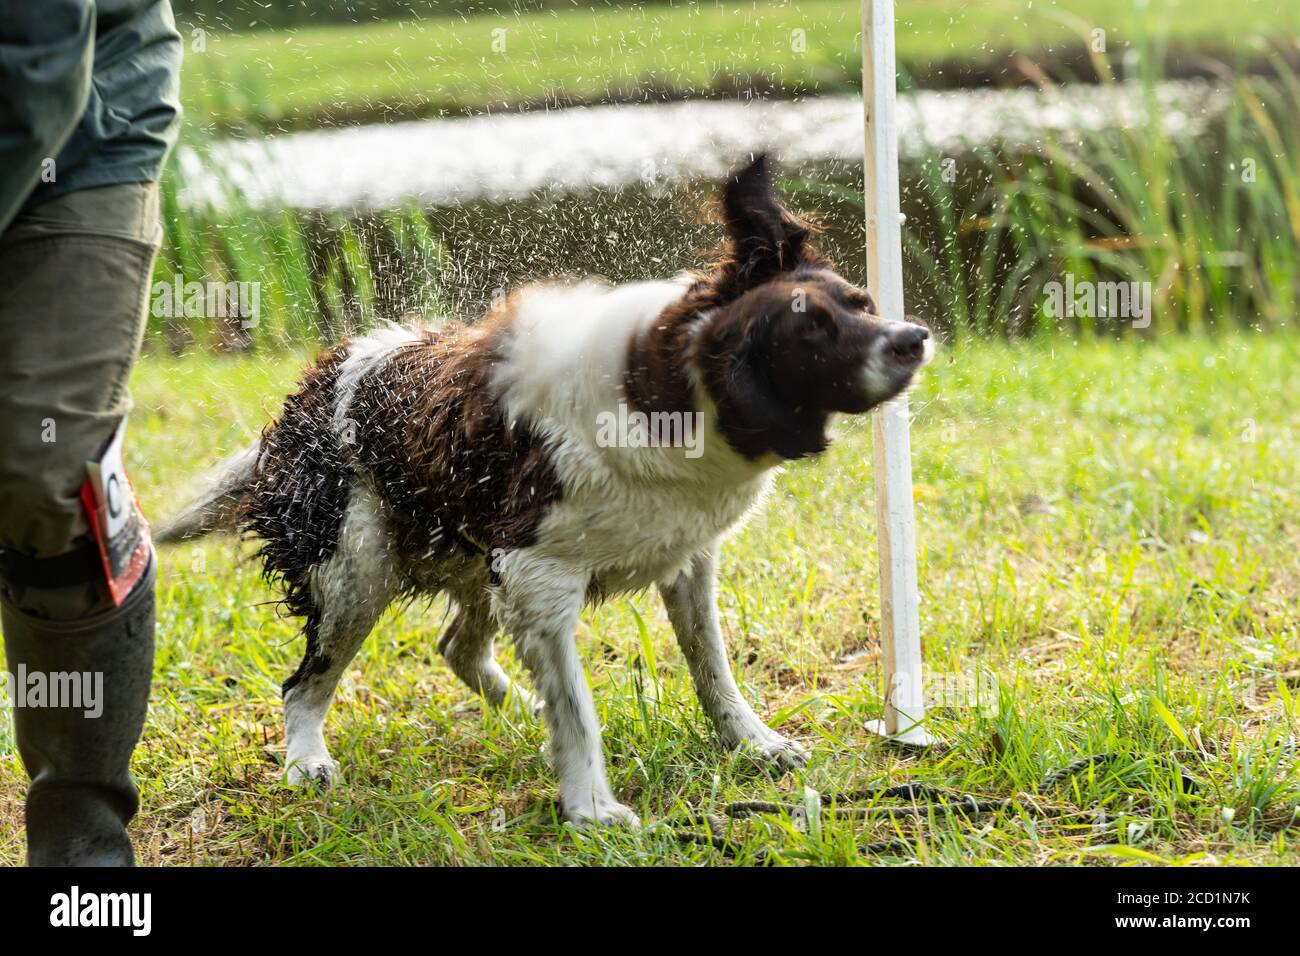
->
[[886, 322, 933, 367]]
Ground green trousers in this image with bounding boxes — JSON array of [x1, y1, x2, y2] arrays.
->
[[0, 182, 161, 619], [0, 182, 162, 865]]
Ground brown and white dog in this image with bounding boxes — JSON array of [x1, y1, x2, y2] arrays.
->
[[159, 155, 933, 826]]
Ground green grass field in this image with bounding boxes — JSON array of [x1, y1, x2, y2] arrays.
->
[[181, 0, 1300, 128], [3, 331, 1296, 865]]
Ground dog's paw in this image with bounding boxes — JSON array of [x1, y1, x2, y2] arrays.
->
[[563, 795, 641, 829], [733, 733, 809, 773], [286, 754, 340, 788]]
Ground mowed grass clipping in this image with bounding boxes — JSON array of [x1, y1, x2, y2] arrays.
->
[[180, 0, 1300, 128], [1, 331, 1298, 865]]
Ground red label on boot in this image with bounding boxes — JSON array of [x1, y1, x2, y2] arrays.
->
[[80, 420, 152, 606]]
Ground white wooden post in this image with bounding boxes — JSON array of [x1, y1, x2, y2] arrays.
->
[[861, 0, 933, 746]]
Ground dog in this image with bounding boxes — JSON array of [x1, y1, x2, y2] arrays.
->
[[159, 155, 933, 826]]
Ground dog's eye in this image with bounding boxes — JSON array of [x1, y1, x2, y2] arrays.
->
[[841, 290, 875, 313], [800, 311, 838, 342]]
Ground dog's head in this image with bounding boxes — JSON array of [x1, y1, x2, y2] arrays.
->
[[694, 154, 933, 461]]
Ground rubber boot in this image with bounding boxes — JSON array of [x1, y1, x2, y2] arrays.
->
[[1, 559, 155, 866]]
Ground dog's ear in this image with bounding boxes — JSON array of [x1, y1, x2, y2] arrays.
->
[[721, 154, 813, 291], [703, 310, 829, 461]]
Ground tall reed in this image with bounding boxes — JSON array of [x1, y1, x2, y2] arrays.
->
[[155, 48, 1298, 348], [152, 153, 448, 351], [900, 47, 1300, 338]]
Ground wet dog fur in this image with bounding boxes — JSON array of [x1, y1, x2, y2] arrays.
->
[[159, 155, 933, 826]]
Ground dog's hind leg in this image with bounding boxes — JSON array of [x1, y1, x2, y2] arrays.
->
[[438, 593, 540, 715], [659, 548, 808, 771], [283, 486, 399, 787]]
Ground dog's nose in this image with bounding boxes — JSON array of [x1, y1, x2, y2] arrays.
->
[[888, 324, 930, 363]]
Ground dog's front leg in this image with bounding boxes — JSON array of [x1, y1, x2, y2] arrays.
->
[[495, 552, 638, 828], [659, 549, 808, 771]]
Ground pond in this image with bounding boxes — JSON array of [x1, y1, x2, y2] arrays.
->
[[163, 76, 1262, 344], [182, 79, 1224, 212]]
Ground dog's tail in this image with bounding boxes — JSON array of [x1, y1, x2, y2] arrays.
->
[[154, 443, 260, 544]]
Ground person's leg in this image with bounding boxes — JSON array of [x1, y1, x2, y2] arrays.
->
[[1, 564, 156, 866], [0, 182, 162, 866]]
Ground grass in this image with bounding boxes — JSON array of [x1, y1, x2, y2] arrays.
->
[[3, 330, 1296, 865], [179, 0, 1300, 129]]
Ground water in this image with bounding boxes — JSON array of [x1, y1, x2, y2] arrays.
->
[[181, 80, 1226, 213], [165, 77, 1247, 342]]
